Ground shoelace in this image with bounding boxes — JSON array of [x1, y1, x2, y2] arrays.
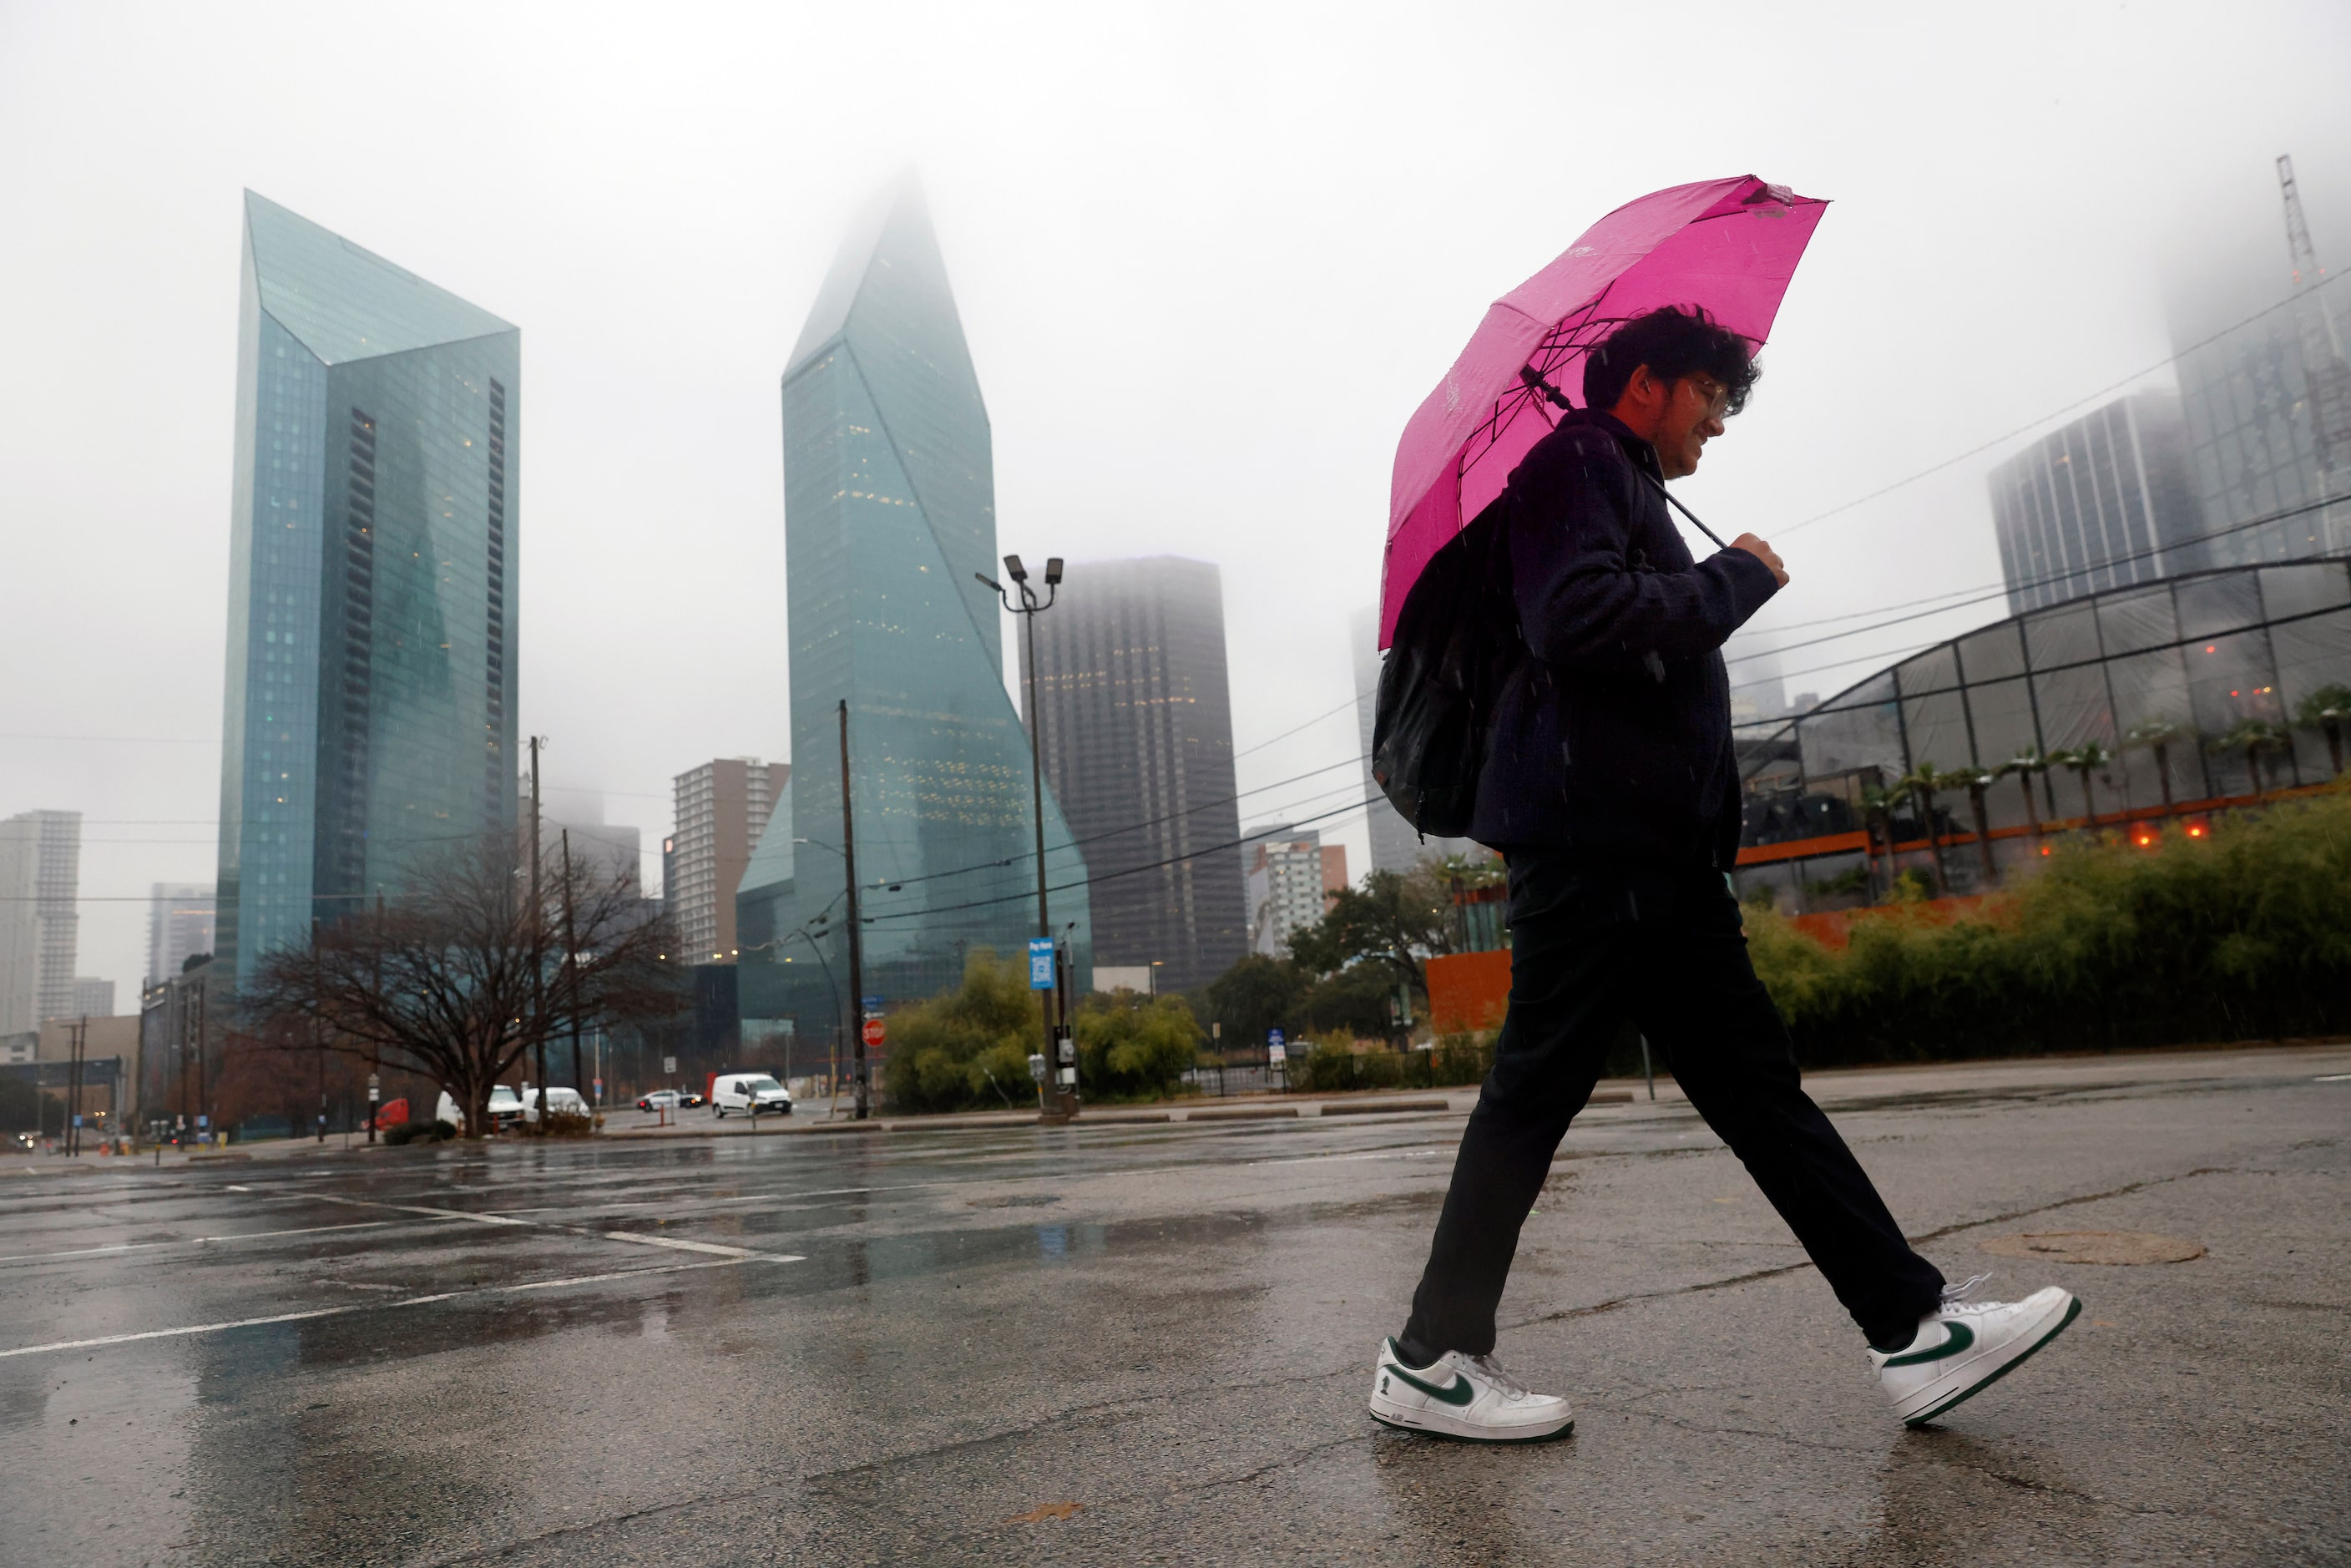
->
[[1940, 1272, 1995, 1311], [1466, 1353, 1531, 1399]]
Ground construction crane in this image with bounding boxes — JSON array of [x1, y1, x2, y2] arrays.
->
[[2278, 154, 2351, 472]]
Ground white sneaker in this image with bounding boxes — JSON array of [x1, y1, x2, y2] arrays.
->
[[1368, 1338, 1575, 1443], [1873, 1282, 2081, 1427]]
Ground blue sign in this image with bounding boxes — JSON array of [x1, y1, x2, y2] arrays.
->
[[1028, 938, 1055, 989], [1267, 1028, 1285, 1049], [862, 994, 884, 1009]]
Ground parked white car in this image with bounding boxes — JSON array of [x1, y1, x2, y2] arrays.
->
[[710, 1073, 792, 1118]]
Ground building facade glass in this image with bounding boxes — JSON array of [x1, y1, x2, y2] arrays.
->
[[215, 193, 519, 991], [1989, 393, 2204, 616], [1023, 557, 1245, 993], [737, 179, 1090, 1045], [1734, 559, 2351, 906], [2176, 291, 2351, 569]]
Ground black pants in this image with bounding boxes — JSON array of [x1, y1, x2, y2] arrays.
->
[[1400, 851, 1944, 1360]]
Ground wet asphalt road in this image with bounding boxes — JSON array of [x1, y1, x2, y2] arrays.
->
[[3, 1045, 2347, 1567]]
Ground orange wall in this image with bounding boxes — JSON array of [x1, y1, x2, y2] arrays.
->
[[1427, 948, 1511, 1034]]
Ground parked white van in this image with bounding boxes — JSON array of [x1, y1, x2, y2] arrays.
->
[[433, 1085, 526, 1131], [710, 1073, 791, 1118], [520, 1086, 591, 1125]]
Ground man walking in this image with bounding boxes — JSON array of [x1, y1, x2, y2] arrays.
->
[[1368, 306, 2078, 1442]]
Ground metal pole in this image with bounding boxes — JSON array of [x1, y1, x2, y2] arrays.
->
[[529, 735, 548, 1128], [561, 829, 585, 1115], [315, 1018, 326, 1141], [1023, 598, 1056, 1101], [67, 1017, 85, 1156], [1640, 1033, 1656, 1101], [839, 701, 868, 1120], [193, 975, 207, 1145]]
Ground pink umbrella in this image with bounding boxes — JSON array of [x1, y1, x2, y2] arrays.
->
[[1380, 175, 1828, 645]]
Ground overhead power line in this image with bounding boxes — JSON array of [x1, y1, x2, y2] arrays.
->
[[1772, 267, 2350, 539]]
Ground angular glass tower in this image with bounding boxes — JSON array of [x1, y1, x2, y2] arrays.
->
[[738, 177, 1090, 1042], [215, 193, 519, 991]]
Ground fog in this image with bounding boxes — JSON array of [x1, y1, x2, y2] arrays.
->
[[3, 0, 2348, 999]]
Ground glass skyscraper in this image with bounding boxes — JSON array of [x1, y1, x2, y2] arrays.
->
[[1988, 393, 2205, 617], [738, 178, 1090, 1042], [215, 192, 519, 991]]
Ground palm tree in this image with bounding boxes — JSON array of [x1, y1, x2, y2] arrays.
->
[[2052, 741, 2114, 832], [2295, 685, 2351, 777], [1895, 764, 1951, 896], [1996, 751, 2048, 847], [1857, 781, 1900, 904], [2211, 719, 2291, 802], [2123, 718, 2197, 816], [1955, 766, 1999, 885]]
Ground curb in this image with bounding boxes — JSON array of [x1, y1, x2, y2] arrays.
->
[[1318, 1099, 1450, 1116]]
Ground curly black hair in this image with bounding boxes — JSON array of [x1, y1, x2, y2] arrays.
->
[[1580, 306, 1760, 417]]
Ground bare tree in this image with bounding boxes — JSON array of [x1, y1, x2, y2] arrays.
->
[[244, 834, 673, 1138]]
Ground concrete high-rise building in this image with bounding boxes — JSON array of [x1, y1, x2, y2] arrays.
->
[[1989, 393, 2205, 616], [0, 811, 79, 1031], [670, 760, 778, 964], [147, 883, 216, 985], [1245, 829, 1347, 959], [214, 192, 520, 990], [1022, 557, 1246, 993], [737, 175, 1091, 1036], [1352, 607, 1478, 874], [72, 979, 115, 1019]]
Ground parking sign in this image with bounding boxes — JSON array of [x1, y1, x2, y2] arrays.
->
[[1028, 937, 1054, 989]]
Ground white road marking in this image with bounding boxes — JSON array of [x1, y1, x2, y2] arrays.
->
[[603, 1232, 801, 1262], [0, 1218, 432, 1264], [2316, 1074, 2351, 1083], [1249, 1149, 1443, 1168], [0, 1254, 801, 1360], [304, 1193, 530, 1226]]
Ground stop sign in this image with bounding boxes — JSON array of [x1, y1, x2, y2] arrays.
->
[[862, 1017, 885, 1048]]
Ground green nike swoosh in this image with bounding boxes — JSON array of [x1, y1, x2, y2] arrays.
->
[[1384, 1362, 1476, 1406], [1883, 1320, 1974, 1368]]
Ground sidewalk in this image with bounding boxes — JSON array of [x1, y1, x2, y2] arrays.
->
[[38, 1037, 2343, 1170]]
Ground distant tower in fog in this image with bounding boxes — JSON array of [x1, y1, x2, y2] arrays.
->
[[1024, 557, 1247, 993]]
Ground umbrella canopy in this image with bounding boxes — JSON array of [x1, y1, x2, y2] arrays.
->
[[1380, 175, 1827, 646]]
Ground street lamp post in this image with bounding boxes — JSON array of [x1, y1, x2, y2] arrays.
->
[[978, 554, 1069, 1120]]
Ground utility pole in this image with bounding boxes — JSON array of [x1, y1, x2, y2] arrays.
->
[[560, 828, 585, 1120], [838, 701, 869, 1120], [529, 734, 549, 1123], [979, 554, 1069, 1120], [66, 1016, 86, 1156], [315, 1017, 326, 1141], [192, 974, 208, 1146], [370, 892, 383, 1143]]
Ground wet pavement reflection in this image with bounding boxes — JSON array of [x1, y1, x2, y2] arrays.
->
[[2, 1050, 2345, 1565]]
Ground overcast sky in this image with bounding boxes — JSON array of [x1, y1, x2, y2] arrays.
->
[[4, 1, 2348, 1002]]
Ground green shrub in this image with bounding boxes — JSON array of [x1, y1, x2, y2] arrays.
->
[[1749, 790, 2351, 1065], [1428, 1031, 1495, 1087], [1074, 991, 1200, 1100], [879, 949, 1042, 1114]]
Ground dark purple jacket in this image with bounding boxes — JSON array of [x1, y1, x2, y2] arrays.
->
[[1468, 409, 1781, 865]]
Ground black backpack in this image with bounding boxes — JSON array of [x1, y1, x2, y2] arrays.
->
[[1371, 496, 1523, 840]]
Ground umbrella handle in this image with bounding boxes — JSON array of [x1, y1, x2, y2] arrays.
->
[[1635, 471, 1730, 552]]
